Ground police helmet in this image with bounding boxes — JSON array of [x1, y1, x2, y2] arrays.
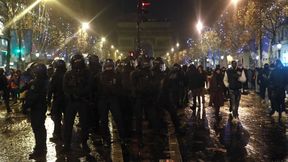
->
[[87, 54, 99, 65], [70, 53, 85, 70], [103, 59, 114, 71], [138, 55, 151, 69], [153, 57, 164, 68], [172, 63, 181, 71], [31, 63, 48, 78], [53, 59, 66, 72]]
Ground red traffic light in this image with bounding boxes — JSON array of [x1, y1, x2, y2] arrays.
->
[[142, 2, 151, 7]]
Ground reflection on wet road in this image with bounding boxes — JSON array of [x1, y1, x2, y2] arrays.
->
[[0, 92, 287, 161], [179, 92, 287, 161]]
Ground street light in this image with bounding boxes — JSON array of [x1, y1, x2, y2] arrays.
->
[[227, 55, 233, 63], [171, 48, 175, 52], [81, 22, 90, 31], [35, 53, 40, 58], [111, 45, 114, 49], [231, 0, 240, 7], [176, 43, 180, 48], [196, 20, 203, 34], [277, 43, 282, 59], [101, 37, 106, 43]]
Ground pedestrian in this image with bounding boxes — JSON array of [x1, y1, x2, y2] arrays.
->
[[9, 71, 20, 104], [258, 64, 270, 101], [0, 68, 11, 113], [19, 65, 34, 114], [223, 60, 247, 119], [268, 60, 287, 120], [221, 67, 229, 100], [197, 65, 207, 105], [206, 67, 213, 106], [187, 64, 200, 109], [210, 67, 225, 118], [47, 59, 67, 142], [25, 63, 49, 159], [62, 53, 91, 153], [159, 64, 185, 135]]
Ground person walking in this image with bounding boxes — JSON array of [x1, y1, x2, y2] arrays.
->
[[223, 61, 247, 119], [210, 67, 225, 118], [269, 60, 287, 120]]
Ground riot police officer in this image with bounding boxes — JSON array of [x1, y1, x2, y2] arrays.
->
[[151, 57, 166, 126], [87, 54, 102, 134], [26, 63, 49, 159], [131, 55, 160, 146], [62, 53, 91, 153], [159, 63, 184, 135], [97, 59, 125, 147], [48, 59, 67, 142], [118, 57, 135, 139]]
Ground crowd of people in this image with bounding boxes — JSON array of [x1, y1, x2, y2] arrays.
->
[[0, 53, 287, 160]]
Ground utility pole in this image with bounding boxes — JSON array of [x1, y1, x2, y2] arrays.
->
[[136, 0, 150, 54]]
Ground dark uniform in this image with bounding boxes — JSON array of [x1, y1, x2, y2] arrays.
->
[[159, 64, 183, 134], [87, 54, 102, 133], [118, 58, 135, 138], [26, 63, 48, 159], [131, 56, 160, 145], [63, 54, 91, 152], [97, 59, 125, 147], [47, 59, 67, 141], [0, 68, 11, 113]]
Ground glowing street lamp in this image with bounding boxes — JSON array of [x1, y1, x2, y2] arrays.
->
[[171, 48, 175, 52], [166, 52, 169, 56], [196, 20, 203, 34], [35, 53, 40, 58], [111, 45, 114, 49], [277, 43, 282, 58], [176, 43, 180, 48], [101, 37, 106, 43], [231, 0, 240, 7], [81, 22, 90, 31], [227, 55, 233, 63]]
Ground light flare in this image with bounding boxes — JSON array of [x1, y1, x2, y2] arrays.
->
[[196, 20, 204, 34], [4, 0, 43, 30]]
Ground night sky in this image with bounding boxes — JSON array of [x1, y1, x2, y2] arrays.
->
[[60, 0, 228, 42]]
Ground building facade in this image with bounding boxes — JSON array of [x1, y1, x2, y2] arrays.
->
[[115, 20, 174, 57], [272, 18, 288, 66]]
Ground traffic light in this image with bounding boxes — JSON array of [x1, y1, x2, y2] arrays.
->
[[141, 1, 151, 11], [13, 48, 23, 56], [138, 0, 151, 22]]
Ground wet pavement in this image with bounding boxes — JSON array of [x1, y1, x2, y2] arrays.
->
[[0, 92, 287, 162], [178, 92, 288, 162]]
